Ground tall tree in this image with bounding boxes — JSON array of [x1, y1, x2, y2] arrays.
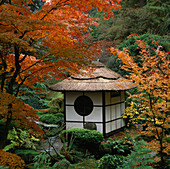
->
[[112, 35, 170, 168], [0, 0, 122, 148], [90, 0, 169, 44]]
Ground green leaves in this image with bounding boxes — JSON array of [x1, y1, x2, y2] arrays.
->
[[120, 140, 156, 169], [3, 128, 40, 151]]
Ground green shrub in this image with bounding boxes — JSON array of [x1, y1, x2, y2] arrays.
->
[[53, 159, 70, 169], [15, 150, 39, 164], [46, 107, 59, 114], [33, 152, 51, 169], [60, 128, 104, 149], [3, 128, 40, 151], [119, 140, 156, 169], [96, 154, 124, 169], [0, 166, 9, 169], [110, 140, 132, 156], [40, 113, 64, 124], [98, 143, 112, 156], [47, 97, 64, 114], [108, 33, 170, 76], [60, 147, 87, 164], [99, 139, 133, 157], [118, 34, 169, 55], [69, 159, 98, 169], [15, 149, 39, 156]]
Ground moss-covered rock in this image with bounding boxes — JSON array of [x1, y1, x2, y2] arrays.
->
[[84, 122, 97, 130]]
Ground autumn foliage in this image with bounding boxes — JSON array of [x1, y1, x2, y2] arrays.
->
[[0, 0, 122, 148], [0, 150, 25, 169], [0, 92, 43, 134], [111, 35, 170, 167]]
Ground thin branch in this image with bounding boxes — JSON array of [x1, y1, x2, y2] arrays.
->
[[20, 60, 42, 74], [11, 22, 24, 36], [0, 49, 8, 92], [15, 64, 54, 96], [40, 0, 70, 20], [19, 54, 27, 63], [7, 44, 21, 94]]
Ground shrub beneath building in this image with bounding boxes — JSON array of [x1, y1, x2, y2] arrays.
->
[[60, 128, 104, 150]]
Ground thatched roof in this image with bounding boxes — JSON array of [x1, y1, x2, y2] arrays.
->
[[49, 61, 136, 91]]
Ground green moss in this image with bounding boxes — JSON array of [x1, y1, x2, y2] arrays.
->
[[40, 113, 64, 124], [69, 159, 97, 169]]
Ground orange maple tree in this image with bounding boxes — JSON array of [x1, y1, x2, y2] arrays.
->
[[111, 35, 170, 168], [0, 0, 122, 148]]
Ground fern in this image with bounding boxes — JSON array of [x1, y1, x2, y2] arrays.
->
[[118, 140, 156, 169], [3, 128, 40, 151], [33, 152, 51, 169]]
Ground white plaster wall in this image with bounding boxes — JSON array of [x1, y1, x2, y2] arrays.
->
[[120, 103, 125, 127], [66, 92, 102, 106], [111, 105, 116, 119], [96, 124, 103, 134], [122, 119, 125, 127], [66, 122, 83, 130], [65, 91, 125, 134], [85, 107, 102, 122], [65, 91, 103, 133], [120, 103, 125, 115], [115, 104, 121, 118], [85, 92, 102, 105], [111, 121, 117, 131], [66, 106, 83, 121], [106, 123, 110, 133], [106, 106, 111, 121], [105, 91, 126, 134], [66, 92, 83, 104], [117, 119, 122, 129]]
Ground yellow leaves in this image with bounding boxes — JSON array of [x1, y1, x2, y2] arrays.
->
[[114, 36, 170, 163], [155, 118, 163, 125], [122, 101, 142, 127]]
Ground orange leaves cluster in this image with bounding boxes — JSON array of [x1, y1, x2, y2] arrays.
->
[[0, 150, 25, 169], [0, 0, 123, 89], [112, 37, 170, 159], [0, 0, 122, 58], [0, 91, 44, 137]]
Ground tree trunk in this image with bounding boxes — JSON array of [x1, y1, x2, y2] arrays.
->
[[0, 104, 12, 149], [0, 44, 20, 148], [159, 133, 165, 168]]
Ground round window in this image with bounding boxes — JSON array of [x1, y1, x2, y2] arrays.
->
[[74, 95, 93, 116]]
